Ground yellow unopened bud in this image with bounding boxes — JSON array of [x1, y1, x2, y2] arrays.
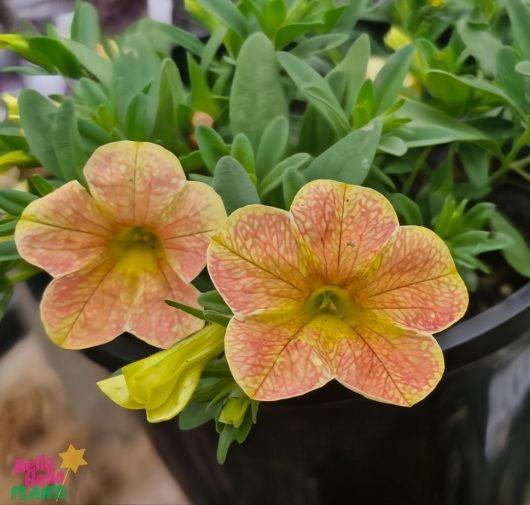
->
[[384, 26, 411, 50], [98, 324, 225, 422], [366, 57, 420, 93], [2, 94, 19, 121], [96, 40, 119, 60], [428, 0, 445, 7], [219, 395, 251, 428]]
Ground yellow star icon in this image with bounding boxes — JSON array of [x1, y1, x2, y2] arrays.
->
[[58, 444, 88, 474]]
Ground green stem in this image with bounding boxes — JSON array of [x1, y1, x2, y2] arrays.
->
[[403, 147, 432, 195]]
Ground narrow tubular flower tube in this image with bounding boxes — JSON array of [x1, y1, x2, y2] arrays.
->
[[15, 141, 227, 349], [207, 179, 469, 406], [97, 323, 226, 422]]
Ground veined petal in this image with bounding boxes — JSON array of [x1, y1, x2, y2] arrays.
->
[[126, 261, 204, 348], [356, 226, 468, 333], [225, 314, 332, 401], [84, 141, 186, 225], [15, 181, 111, 276], [40, 255, 136, 349], [290, 180, 398, 285], [208, 205, 310, 316], [334, 321, 444, 406], [158, 181, 226, 282]]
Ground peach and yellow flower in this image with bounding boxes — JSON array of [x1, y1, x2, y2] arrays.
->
[[208, 180, 468, 406], [15, 141, 226, 349]]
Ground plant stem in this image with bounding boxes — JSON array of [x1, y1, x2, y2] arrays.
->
[[403, 147, 432, 195]]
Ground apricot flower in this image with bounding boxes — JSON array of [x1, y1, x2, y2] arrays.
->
[[208, 180, 468, 406], [15, 141, 226, 349]]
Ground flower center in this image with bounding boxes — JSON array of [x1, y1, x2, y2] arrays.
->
[[304, 285, 360, 320], [110, 226, 164, 274]]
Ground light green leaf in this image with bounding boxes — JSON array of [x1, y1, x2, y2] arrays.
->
[[196, 126, 229, 174], [198, 0, 247, 38], [213, 156, 260, 214], [259, 153, 312, 198], [255, 116, 289, 180], [124, 93, 149, 140], [230, 133, 255, 175], [378, 135, 407, 156], [291, 33, 349, 59], [188, 54, 219, 117], [282, 165, 306, 208], [303, 119, 382, 184], [456, 20, 502, 75], [373, 44, 415, 115], [70, 1, 100, 49], [506, 0, 530, 60], [18, 90, 61, 177], [230, 33, 288, 149], [388, 193, 422, 225], [0, 240, 19, 262], [52, 97, 88, 184], [277, 51, 350, 136]]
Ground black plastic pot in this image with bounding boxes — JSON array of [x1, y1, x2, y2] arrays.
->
[[26, 277, 530, 505]]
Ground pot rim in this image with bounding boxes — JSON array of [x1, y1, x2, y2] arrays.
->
[[437, 280, 530, 366]]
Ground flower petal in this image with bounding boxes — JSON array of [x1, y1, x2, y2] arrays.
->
[[15, 181, 111, 276], [356, 226, 468, 333], [290, 180, 398, 285], [40, 255, 135, 349], [126, 262, 204, 348], [208, 205, 309, 316], [334, 321, 444, 406], [157, 181, 226, 282], [84, 141, 186, 225], [225, 314, 332, 400]]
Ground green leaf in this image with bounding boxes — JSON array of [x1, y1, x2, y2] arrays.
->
[[326, 34, 370, 113], [456, 20, 502, 75], [489, 211, 530, 277], [335, 0, 369, 30], [282, 166, 306, 208], [213, 156, 260, 214], [255, 116, 289, 180], [0, 219, 17, 237], [0, 278, 13, 319], [70, 1, 101, 49], [303, 119, 382, 184], [259, 153, 312, 198], [149, 21, 204, 56], [459, 144, 489, 187], [0, 190, 37, 216], [198, 290, 232, 315], [58, 39, 112, 85], [187, 54, 219, 117], [515, 60, 530, 77], [426, 70, 526, 121], [230, 33, 288, 149], [165, 299, 207, 321], [52, 97, 88, 184], [448, 231, 513, 255], [150, 59, 184, 150], [261, 0, 287, 37], [395, 100, 490, 147], [230, 133, 255, 175], [0, 240, 20, 262], [388, 193, 423, 225], [179, 401, 218, 430], [373, 45, 415, 115], [506, 0, 530, 60], [291, 33, 349, 59], [30, 175, 55, 196], [275, 22, 324, 49], [27, 37, 83, 77], [378, 135, 407, 156], [198, 0, 247, 38], [18, 90, 61, 177], [277, 51, 350, 137], [124, 93, 149, 140], [196, 126, 229, 174]]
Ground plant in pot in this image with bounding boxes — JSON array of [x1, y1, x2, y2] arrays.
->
[[1, 0, 530, 504]]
